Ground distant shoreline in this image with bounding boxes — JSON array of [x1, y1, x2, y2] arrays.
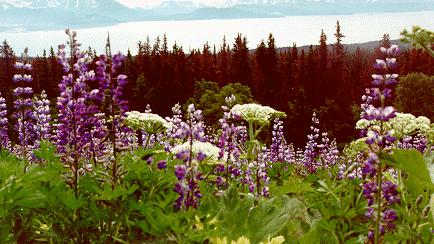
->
[[1, 10, 433, 34], [1, 11, 432, 56]]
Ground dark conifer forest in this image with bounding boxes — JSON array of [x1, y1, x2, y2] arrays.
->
[[0, 26, 432, 147]]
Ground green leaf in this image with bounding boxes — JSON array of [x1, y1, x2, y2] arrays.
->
[[270, 177, 313, 195], [33, 141, 61, 164], [247, 196, 295, 243], [425, 152, 434, 184], [381, 149, 434, 196], [63, 190, 85, 210], [97, 184, 139, 201]]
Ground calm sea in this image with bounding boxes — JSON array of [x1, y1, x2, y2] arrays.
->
[[1, 11, 433, 56]]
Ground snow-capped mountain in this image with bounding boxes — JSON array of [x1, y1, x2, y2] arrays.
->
[[0, 0, 125, 9], [0, 0, 93, 9], [0, 0, 432, 32], [120, 0, 432, 9]]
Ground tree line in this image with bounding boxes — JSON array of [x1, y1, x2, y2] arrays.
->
[[0, 22, 432, 146]]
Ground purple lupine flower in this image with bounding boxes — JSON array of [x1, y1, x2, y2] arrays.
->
[[362, 152, 378, 177], [33, 91, 52, 144], [196, 152, 207, 161], [363, 181, 377, 206], [298, 113, 339, 174], [365, 207, 375, 219], [255, 151, 271, 197], [382, 209, 398, 230], [174, 104, 206, 142], [269, 118, 294, 164], [398, 134, 430, 153], [338, 152, 364, 180], [0, 93, 11, 151], [173, 153, 203, 209], [55, 30, 97, 196], [172, 104, 207, 210], [157, 160, 167, 169], [382, 181, 400, 205], [319, 132, 339, 167], [361, 45, 400, 241], [94, 46, 130, 174], [215, 100, 245, 189], [363, 105, 396, 122], [12, 49, 35, 160], [239, 147, 271, 197], [175, 150, 190, 161], [216, 164, 225, 173], [165, 103, 183, 151], [56, 60, 91, 158], [302, 113, 320, 173], [80, 66, 108, 166]]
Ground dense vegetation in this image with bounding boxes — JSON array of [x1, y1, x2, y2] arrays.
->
[[0, 22, 432, 146], [0, 26, 433, 243]]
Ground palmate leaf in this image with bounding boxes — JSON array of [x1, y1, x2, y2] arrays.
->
[[0, 163, 51, 216], [33, 140, 61, 164], [247, 196, 297, 243], [269, 176, 313, 195], [300, 219, 338, 244], [382, 149, 434, 225], [63, 190, 85, 210], [214, 187, 301, 243], [96, 183, 139, 201], [425, 152, 434, 183], [381, 149, 433, 196], [216, 187, 254, 240]]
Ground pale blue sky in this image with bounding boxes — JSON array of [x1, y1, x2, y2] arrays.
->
[[116, 0, 229, 8]]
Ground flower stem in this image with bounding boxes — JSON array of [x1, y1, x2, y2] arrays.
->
[[375, 157, 383, 243]]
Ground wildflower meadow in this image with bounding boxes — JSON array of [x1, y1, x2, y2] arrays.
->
[[0, 27, 433, 243]]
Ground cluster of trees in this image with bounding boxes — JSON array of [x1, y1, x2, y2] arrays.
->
[[0, 22, 432, 146]]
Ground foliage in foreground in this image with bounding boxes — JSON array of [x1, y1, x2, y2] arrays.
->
[[0, 145, 432, 243]]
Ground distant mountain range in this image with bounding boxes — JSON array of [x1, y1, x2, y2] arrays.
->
[[0, 0, 433, 32]]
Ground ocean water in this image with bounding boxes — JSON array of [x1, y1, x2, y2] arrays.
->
[[1, 11, 433, 56]]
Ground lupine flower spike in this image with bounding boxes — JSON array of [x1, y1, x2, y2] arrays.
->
[[361, 45, 400, 242], [13, 48, 35, 161], [33, 90, 52, 145], [0, 93, 11, 151]]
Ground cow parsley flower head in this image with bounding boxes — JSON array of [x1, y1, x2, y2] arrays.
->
[[357, 112, 431, 141], [356, 118, 372, 130], [124, 111, 171, 134], [415, 116, 430, 125], [171, 140, 220, 161], [231, 103, 285, 125], [387, 113, 429, 137]]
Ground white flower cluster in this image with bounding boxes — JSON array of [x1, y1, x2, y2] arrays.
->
[[124, 111, 171, 134], [230, 103, 285, 124], [171, 140, 220, 160], [356, 112, 432, 139]]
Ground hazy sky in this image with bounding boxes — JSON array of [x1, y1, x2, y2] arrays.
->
[[116, 0, 228, 8]]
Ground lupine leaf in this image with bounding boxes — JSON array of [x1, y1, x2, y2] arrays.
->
[[33, 140, 60, 164], [381, 149, 433, 196], [269, 177, 313, 195]]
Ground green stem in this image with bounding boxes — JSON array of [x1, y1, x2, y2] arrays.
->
[[67, 33, 79, 198], [144, 133, 152, 149], [247, 121, 254, 162], [375, 158, 383, 243], [375, 81, 386, 243]]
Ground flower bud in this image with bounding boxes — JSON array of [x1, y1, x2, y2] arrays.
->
[[422, 205, 430, 218], [415, 195, 423, 206]]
